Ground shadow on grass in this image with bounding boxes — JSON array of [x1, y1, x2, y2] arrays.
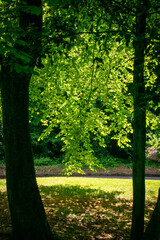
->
[[0, 185, 156, 240], [39, 185, 132, 239], [39, 184, 123, 199]]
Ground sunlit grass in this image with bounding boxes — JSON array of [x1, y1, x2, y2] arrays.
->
[[0, 177, 159, 200], [37, 177, 131, 199], [37, 177, 159, 201], [0, 177, 159, 239], [0, 179, 6, 192]]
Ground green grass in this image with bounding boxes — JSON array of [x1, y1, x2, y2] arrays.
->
[[0, 179, 6, 191], [0, 177, 159, 201], [0, 177, 159, 202], [0, 177, 159, 239], [37, 177, 159, 201]]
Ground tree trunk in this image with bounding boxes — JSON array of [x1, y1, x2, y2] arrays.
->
[[142, 188, 160, 240], [130, 1, 148, 239], [0, 1, 60, 239], [1, 67, 60, 240]]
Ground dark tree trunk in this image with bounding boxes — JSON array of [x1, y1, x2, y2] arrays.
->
[[0, 1, 60, 239], [142, 188, 160, 240], [1, 68, 58, 240], [130, 0, 148, 239]]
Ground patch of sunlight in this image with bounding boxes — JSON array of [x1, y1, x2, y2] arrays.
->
[[0, 177, 159, 201], [145, 179, 160, 201], [37, 177, 159, 200], [0, 179, 6, 192], [37, 177, 128, 199]]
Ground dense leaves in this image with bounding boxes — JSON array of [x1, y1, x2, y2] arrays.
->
[[29, 39, 133, 173]]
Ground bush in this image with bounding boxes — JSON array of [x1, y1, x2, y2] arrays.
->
[[92, 134, 133, 160], [99, 155, 132, 168], [34, 157, 53, 166]]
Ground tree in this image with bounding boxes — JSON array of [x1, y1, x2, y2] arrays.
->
[[130, 0, 148, 239], [1, 0, 159, 239], [0, 1, 59, 239], [30, 35, 133, 174]]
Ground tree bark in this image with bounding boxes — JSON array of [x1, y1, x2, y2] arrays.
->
[[142, 188, 160, 240], [0, 1, 60, 239], [1, 68, 58, 240], [130, 1, 148, 239]]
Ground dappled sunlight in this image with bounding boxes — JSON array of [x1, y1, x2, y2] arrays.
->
[[39, 184, 123, 199], [0, 191, 12, 234], [38, 183, 155, 240], [40, 185, 132, 239], [0, 180, 6, 192], [37, 177, 133, 200], [0, 178, 159, 239]]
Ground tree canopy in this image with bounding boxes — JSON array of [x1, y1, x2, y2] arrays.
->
[[0, 0, 160, 239]]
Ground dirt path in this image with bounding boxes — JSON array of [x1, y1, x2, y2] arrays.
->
[[0, 165, 160, 179]]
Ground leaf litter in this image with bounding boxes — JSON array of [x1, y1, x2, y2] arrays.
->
[[0, 182, 158, 240]]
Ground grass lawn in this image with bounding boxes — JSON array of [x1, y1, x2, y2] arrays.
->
[[0, 177, 159, 239]]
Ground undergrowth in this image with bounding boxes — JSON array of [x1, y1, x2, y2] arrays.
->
[[0, 154, 160, 169]]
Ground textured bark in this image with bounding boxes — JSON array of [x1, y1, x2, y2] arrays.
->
[[142, 188, 160, 240], [130, 1, 148, 239]]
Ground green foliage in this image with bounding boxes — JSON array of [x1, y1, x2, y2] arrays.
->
[[34, 157, 63, 166], [99, 155, 132, 168], [34, 157, 53, 166], [146, 132, 160, 149], [30, 37, 133, 174], [146, 114, 160, 149], [145, 158, 160, 169], [0, 0, 42, 75], [1, 0, 159, 175], [0, 1, 160, 239], [28, 0, 136, 174], [30, 125, 64, 159]]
